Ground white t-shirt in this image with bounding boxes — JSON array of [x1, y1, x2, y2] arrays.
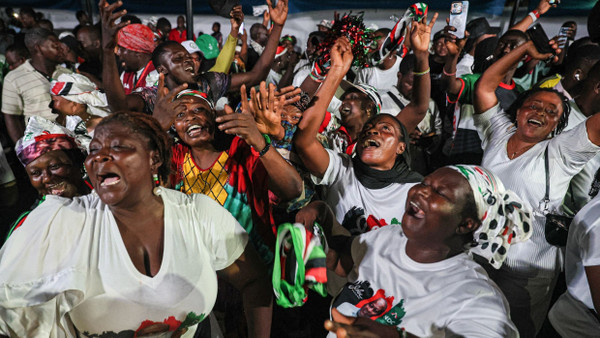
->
[[380, 87, 441, 135], [562, 101, 600, 212], [328, 225, 517, 338], [292, 58, 311, 88], [455, 54, 474, 77], [0, 188, 248, 337], [354, 56, 401, 92], [474, 104, 600, 277], [565, 194, 600, 309], [312, 149, 416, 234]]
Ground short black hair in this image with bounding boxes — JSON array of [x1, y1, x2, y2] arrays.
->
[[121, 14, 142, 24], [152, 40, 181, 69], [76, 10, 87, 20], [250, 23, 266, 40], [19, 6, 35, 18], [6, 43, 30, 59], [24, 27, 55, 54], [399, 53, 415, 75], [157, 17, 171, 30]]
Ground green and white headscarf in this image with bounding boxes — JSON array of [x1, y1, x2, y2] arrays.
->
[[449, 165, 533, 269]]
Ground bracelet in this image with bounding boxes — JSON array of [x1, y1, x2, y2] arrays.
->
[[413, 67, 430, 76], [309, 72, 324, 83], [442, 68, 456, 77], [398, 328, 408, 338], [528, 10, 540, 22], [258, 134, 271, 157]]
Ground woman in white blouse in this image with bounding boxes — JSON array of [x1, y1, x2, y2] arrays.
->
[[473, 39, 600, 337]]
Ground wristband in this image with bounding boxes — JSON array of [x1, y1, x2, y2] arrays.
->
[[528, 10, 540, 22], [257, 134, 271, 157], [414, 67, 430, 76]]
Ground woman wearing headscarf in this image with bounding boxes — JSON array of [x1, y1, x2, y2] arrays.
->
[[0, 112, 272, 337], [296, 165, 531, 337], [6, 116, 91, 240]]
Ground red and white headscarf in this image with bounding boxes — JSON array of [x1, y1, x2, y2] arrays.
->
[[50, 73, 110, 117], [117, 24, 156, 54], [16, 116, 85, 167]]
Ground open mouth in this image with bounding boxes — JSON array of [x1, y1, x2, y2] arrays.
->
[[340, 105, 351, 116], [184, 65, 195, 75], [406, 201, 425, 219], [527, 118, 543, 127], [186, 124, 205, 137], [46, 181, 67, 196], [363, 139, 380, 148], [98, 172, 121, 187]]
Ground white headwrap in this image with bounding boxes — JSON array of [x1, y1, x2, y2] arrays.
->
[[448, 165, 533, 269], [50, 73, 111, 118]]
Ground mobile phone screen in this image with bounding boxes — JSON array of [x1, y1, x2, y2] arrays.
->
[[449, 1, 469, 39]]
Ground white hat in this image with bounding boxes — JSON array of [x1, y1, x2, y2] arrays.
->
[[181, 40, 204, 57]]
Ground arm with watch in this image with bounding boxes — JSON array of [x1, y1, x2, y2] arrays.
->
[[216, 84, 303, 202]]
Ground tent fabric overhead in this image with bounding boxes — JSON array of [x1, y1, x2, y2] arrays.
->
[[3, 0, 593, 17], [3, 0, 506, 16]]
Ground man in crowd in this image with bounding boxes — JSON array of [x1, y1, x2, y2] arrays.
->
[[2, 28, 70, 143]]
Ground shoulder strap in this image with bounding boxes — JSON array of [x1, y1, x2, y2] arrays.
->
[[387, 90, 406, 110], [543, 146, 550, 211]]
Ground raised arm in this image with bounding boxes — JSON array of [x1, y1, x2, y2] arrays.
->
[[397, 13, 438, 133], [442, 20, 469, 99], [293, 37, 353, 178], [474, 40, 556, 114], [229, 0, 287, 92], [217, 243, 272, 338], [209, 5, 244, 74], [510, 0, 556, 32], [99, 0, 145, 112], [215, 84, 302, 202]]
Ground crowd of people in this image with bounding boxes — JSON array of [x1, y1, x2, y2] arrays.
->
[[0, 0, 599, 337]]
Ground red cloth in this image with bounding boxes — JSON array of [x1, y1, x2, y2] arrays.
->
[[121, 61, 156, 95], [117, 24, 155, 54], [168, 29, 195, 44]]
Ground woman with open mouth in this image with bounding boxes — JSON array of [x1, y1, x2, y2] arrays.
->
[[293, 13, 437, 236], [0, 111, 272, 337], [296, 165, 531, 337], [6, 116, 91, 240], [472, 37, 600, 336]]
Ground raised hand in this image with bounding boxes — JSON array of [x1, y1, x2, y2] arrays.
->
[[330, 37, 353, 74], [409, 12, 439, 54], [526, 39, 561, 62], [153, 73, 188, 130], [268, 0, 288, 26], [215, 94, 267, 151], [444, 17, 469, 57], [230, 5, 244, 38], [535, 0, 558, 16], [248, 82, 284, 137], [98, 0, 128, 51], [275, 85, 302, 106]]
